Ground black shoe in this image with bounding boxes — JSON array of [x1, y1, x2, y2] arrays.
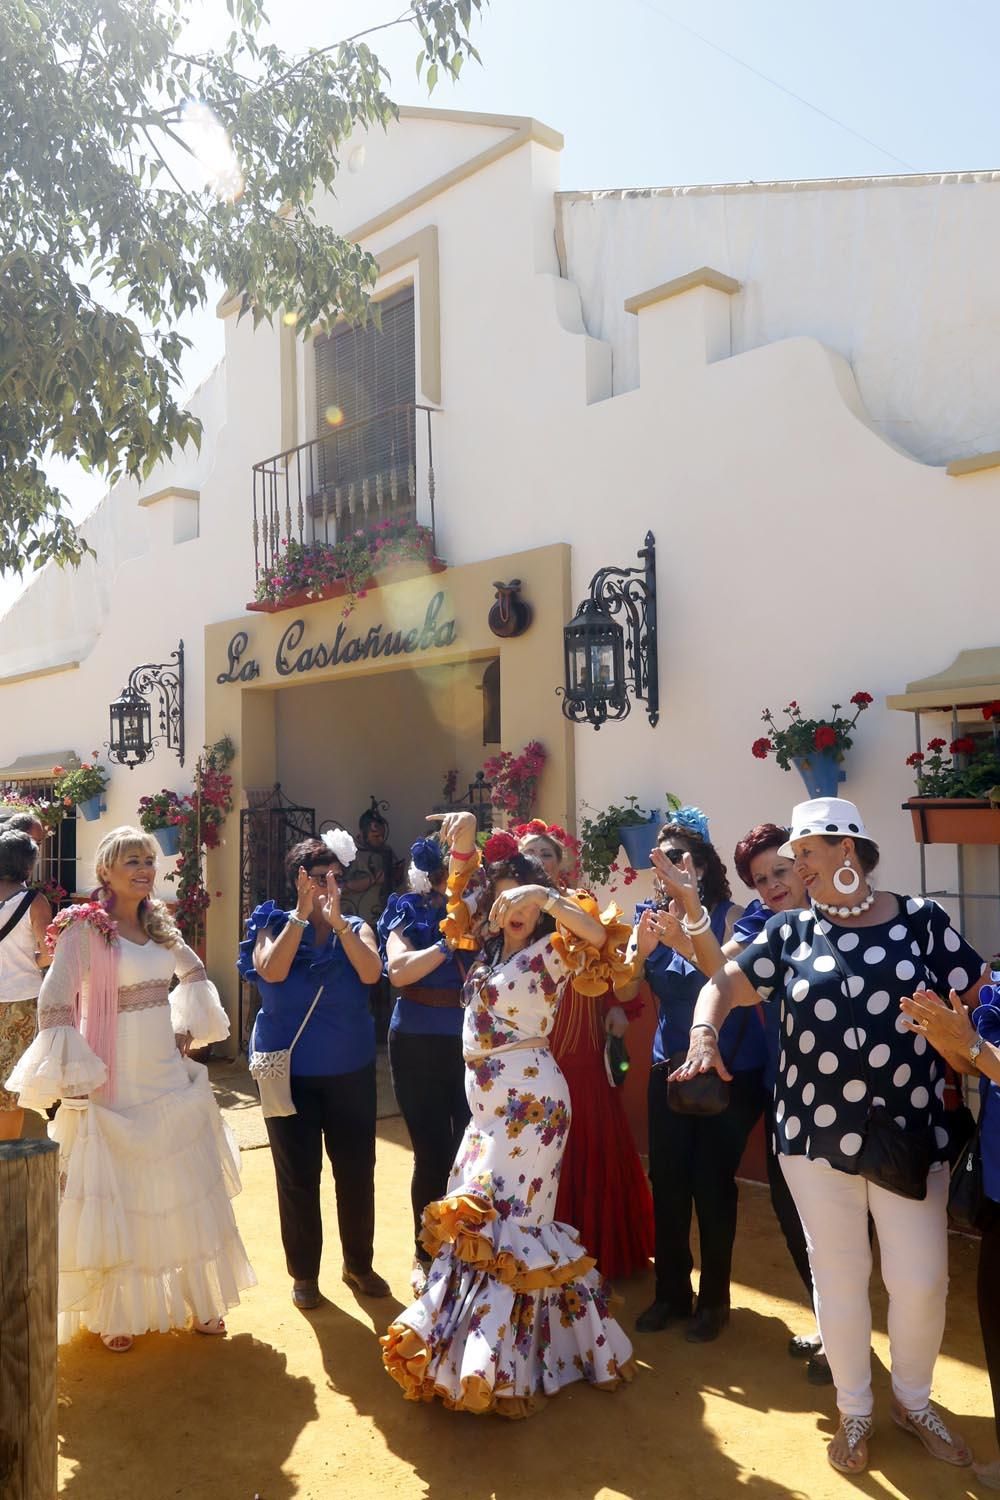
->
[[788, 1331, 823, 1359], [291, 1279, 322, 1310], [806, 1350, 834, 1386], [342, 1265, 391, 1298], [685, 1306, 730, 1343], [635, 1299, 692, 1333]]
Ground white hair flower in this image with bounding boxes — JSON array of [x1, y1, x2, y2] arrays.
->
[[408, 862, 433, 895], [322, 828, 357, 866]]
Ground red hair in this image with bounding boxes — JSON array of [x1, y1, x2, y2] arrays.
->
[[733, 823, 789, 890]]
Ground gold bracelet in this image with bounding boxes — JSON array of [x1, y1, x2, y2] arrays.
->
[[333, 922, 350, 937]]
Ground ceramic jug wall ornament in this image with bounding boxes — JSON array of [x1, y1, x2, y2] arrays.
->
[[488, 580, 532, 639]]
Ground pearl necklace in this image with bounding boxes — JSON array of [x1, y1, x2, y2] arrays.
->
[[812, 889, 877, 919]]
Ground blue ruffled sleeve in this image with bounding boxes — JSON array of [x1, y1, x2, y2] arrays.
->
[[236, 900, 289, 979]]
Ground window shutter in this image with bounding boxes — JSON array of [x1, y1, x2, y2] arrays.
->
[[313, 287, 416, 530]]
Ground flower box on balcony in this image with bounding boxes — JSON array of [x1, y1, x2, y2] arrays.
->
[[902, 797, 1000, 845], [247, 557, 447, 614]]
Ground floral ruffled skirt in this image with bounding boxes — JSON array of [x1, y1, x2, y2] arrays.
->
[[382, 1043, 635, 1416]]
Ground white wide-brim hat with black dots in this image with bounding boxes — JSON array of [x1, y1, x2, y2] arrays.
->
[[777, 798, 873, 858]]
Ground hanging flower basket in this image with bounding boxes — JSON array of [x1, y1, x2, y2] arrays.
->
[[153, 825, 181, 857], [903, 797, 1000, 846], [791, 751, 846, 800], [618, 813, 662, 870], [77, 794, 105, 822]]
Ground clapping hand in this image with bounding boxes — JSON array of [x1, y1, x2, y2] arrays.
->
[[650, 847, 701, 916], [900, 987, 976, 1059], [294, 866, 315, 921], [317, 869, 344, 928]]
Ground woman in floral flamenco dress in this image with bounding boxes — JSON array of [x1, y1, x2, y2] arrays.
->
[[6, 826, 254, 1351], [515, 819, 653, 1281], [381, 813, 636, 1417]]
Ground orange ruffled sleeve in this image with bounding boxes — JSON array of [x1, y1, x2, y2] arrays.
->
[[550, 890, 633, 998], [438, 849, 485, 952]]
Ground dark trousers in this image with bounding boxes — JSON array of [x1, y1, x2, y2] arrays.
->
[[979, 1198, 1000, 1445], [388, 1028, 470, 1261], [264, 1062, 377, 1282], [763, 1098, 814, 1297], [648, 1065, 764, 1311]]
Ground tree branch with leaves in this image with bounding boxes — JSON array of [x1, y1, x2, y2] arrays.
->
[[0, 0, 485, 576]]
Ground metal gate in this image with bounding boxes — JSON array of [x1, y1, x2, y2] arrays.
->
[[238, 784, 315, 1051]]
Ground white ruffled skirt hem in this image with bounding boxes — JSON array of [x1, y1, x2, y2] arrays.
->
[[53, 1060, 256, 1340]]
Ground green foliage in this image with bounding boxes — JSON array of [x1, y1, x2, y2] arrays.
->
[[0, 0, 485, 575], [579, 794, 678, 886]]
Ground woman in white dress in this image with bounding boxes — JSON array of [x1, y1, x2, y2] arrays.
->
[[6, 826, 255, 1352]]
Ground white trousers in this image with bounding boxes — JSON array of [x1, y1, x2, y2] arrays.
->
[[780, 1154, 949, 1417]]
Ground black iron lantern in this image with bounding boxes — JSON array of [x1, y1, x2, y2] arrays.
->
[[109, 691, 154, 767], [559, 533, 658, 729], [562, 598, 628, 722], [107, 641, 185, 769]]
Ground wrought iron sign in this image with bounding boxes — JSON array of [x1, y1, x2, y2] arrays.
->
[[559, 532, 658, 729], [108, 641, 185, 769]]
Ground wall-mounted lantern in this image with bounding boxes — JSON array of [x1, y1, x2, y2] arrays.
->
[[108, 641, 185, 769], [559, 533, 658, 729]]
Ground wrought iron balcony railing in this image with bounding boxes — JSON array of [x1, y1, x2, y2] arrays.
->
[[251, 403, 438, 587]]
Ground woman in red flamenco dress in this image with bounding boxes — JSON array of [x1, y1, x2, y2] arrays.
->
[[513, 821, 654, 1280]]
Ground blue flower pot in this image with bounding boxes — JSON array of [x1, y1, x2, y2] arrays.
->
[[618, 814, 662, 870], [153, 825, 181, 857], [792, 751, 846, 800], [77, 794, 105, 822]]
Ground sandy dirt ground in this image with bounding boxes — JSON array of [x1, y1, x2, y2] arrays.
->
[[53, 1113, 997, 1500]]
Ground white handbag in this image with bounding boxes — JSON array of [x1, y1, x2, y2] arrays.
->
[[249, 985, 322, 1119]]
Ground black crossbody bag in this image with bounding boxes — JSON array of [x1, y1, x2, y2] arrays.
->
[[812, 907, 934, 1201]]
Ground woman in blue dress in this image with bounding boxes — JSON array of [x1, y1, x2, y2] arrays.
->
[[378, 835, 471, 1290]]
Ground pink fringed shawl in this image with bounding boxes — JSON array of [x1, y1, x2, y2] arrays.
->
[[47, 904, 121, 1103]]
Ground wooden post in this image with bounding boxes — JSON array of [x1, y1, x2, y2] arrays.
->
[[0, 1138, 58, 1500]]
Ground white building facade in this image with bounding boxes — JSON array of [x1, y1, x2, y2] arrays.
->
[[4, 107, 1000, 1038]]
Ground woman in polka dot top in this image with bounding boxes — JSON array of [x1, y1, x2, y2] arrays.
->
[[673, 797, 985, 1478]]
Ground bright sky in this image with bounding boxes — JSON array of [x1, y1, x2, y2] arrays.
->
[[19, 0, 1000, 602]]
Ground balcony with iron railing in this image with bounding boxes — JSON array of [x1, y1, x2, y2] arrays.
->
[[250, 404, 440, 604]]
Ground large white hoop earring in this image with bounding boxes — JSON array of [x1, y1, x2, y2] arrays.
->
[[833, 861, 861, 895]]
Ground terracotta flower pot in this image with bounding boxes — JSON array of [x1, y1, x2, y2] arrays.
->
[[902, 797, 1000, 845]]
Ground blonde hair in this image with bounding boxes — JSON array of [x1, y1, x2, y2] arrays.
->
[[94, 825, 181, 947]]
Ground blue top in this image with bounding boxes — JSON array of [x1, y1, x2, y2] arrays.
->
[[973, 988, 1000, 1202], [377, 891, 464, 1038], [637, 899, 767, 1073], [732, 897, 782, 1090], [238, 902, 375, 1076], [735, 896, 982, 1172]]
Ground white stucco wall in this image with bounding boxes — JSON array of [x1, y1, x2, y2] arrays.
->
[[2, 108, 1000, 960], [557, 172, 1000, 465]]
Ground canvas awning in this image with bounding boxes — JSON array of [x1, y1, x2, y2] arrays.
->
[[886, 648, 1000, 712], [0, 750, 81, 781]]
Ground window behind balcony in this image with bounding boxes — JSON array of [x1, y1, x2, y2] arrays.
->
[[313, 285, 416, 533]]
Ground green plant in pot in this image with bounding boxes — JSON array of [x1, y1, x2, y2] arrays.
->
[[53, 758, 109, 821], [580, 793, 679, 885]]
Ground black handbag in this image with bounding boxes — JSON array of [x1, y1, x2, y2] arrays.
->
[[604, 1033, 629, 1089], [666, 1007, 751, 1118], [813, 915, 933, 1201], [948, 1125, 986, 1231]]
